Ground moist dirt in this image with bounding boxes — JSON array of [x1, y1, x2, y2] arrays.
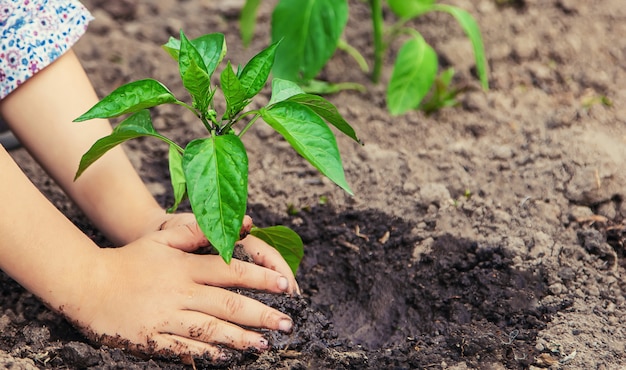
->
[[3, 0, 626, 368]]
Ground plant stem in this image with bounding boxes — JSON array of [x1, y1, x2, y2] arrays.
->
[[369, 0, 384, 83], [199, 113, 214, 133], [337, 39, 369, 73], [164, 139, 185, 154], [238, 113, 261, 138], [174, 100, 212, 132]]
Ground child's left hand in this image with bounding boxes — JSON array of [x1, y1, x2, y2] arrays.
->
[[156, 213, 299, 295]]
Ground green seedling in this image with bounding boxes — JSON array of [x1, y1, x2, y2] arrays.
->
[[581, 94, 612, 110], [240, 0, 488, 115], [464, 189, 472, 200], [420, 68, 465, 114], [74, 30, 360, 273]]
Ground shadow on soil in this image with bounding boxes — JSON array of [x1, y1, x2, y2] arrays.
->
[[0, 205, 563, 369]]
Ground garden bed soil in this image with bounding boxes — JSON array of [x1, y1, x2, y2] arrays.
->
[[3, 0, 626, 368]]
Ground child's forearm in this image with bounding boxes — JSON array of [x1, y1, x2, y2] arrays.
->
[[0, 147, 104, 317], [0, 50, 165, 244]]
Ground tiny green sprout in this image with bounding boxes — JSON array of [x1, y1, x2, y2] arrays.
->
[[74, 30, 359, 271], [286, 203, 300, 216], [318, 195, 328, 205], [420, 68, 465, 115], [464, 189, 472, 200], [581, 94, 612, 110]]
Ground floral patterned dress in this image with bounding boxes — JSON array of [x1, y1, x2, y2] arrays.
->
[[0, 0, 93, 100]]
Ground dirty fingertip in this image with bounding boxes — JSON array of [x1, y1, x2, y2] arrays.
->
[[278, 318, 293, 333]]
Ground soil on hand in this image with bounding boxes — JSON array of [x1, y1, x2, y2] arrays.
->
[[3, 0, 626, 369]]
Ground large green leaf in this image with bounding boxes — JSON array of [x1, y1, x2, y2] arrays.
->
[[388, 0, 435, 18], [74, 79, 178, 121], [167, 145, 187, 213], [179, 31, 212, 111], [240, 0, 261, 47], [75, 110, 175, 179], [271, 0, 348, 82], [286, 94, 361, 144], [269, 79, 360, 143], [182, 135, 248, 263], [433, 4, 489, 90], [269, 78, 306, 105], [261, 101, 352, 195], [387, 35, 438, 115], [250, 226, 304, 275], [163, 33, 226, 78], [220, 61, 248, 119], [239, 41, 279, 99]]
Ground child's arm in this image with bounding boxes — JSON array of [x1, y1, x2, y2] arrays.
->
[[0, 146, 293, 360], [2, 50, 169, 245]]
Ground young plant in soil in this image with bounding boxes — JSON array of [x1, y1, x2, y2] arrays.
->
[[240, 0, 489, 115], [74, 30, 360, 271]]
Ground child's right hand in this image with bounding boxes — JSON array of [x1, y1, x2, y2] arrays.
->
[[66, 222, 294, 363]]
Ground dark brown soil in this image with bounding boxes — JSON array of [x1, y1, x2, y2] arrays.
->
[[3, 0, 626, 369]]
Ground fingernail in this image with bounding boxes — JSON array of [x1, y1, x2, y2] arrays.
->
[[278, 319, 293, 333], [217, 351, 233, 362], [277, 276, 289, 291], [258, 337, 269, 350]]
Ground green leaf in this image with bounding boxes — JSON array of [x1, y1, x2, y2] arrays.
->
[[271, 0, 348, 82], [286, 94, 361, 145], [240, 0, 261, 47], [220, 61, 248, 119], [75, 110, 174, 179], [433, 4, 489, 90], [167, 145, 187, 213], [163, 33, 226, 77], [182, 135, 248, 263], [269, 78, 306, 105], [179, 31, 212, 111], [387, 35, 438, 115], [250, 226, 304, 275], [74, 79, 178, 121], [261, 101, 352, 195], [269, 80, 360, 144], [239, 41, 280, 99], [388, 0, 435, 18]]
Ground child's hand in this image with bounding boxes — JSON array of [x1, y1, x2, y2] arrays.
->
[[157, 213, 299, 295], [73, 222, 294, 362], [157, 213, 254, 236]]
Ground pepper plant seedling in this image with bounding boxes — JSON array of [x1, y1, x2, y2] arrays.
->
[[240, 0, 488, 115], [74, 31, 360, 272]]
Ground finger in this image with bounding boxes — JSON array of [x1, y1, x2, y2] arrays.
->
[[159, 213, 197, 231], [161, 309, 276, 351], [154, 222, 209, 252], [240, 235, 300, 295], [149, 333, 230, 364], [182, 287, 293, 334], [190, 255, 291, 294], [241, 215, 253, 235]]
